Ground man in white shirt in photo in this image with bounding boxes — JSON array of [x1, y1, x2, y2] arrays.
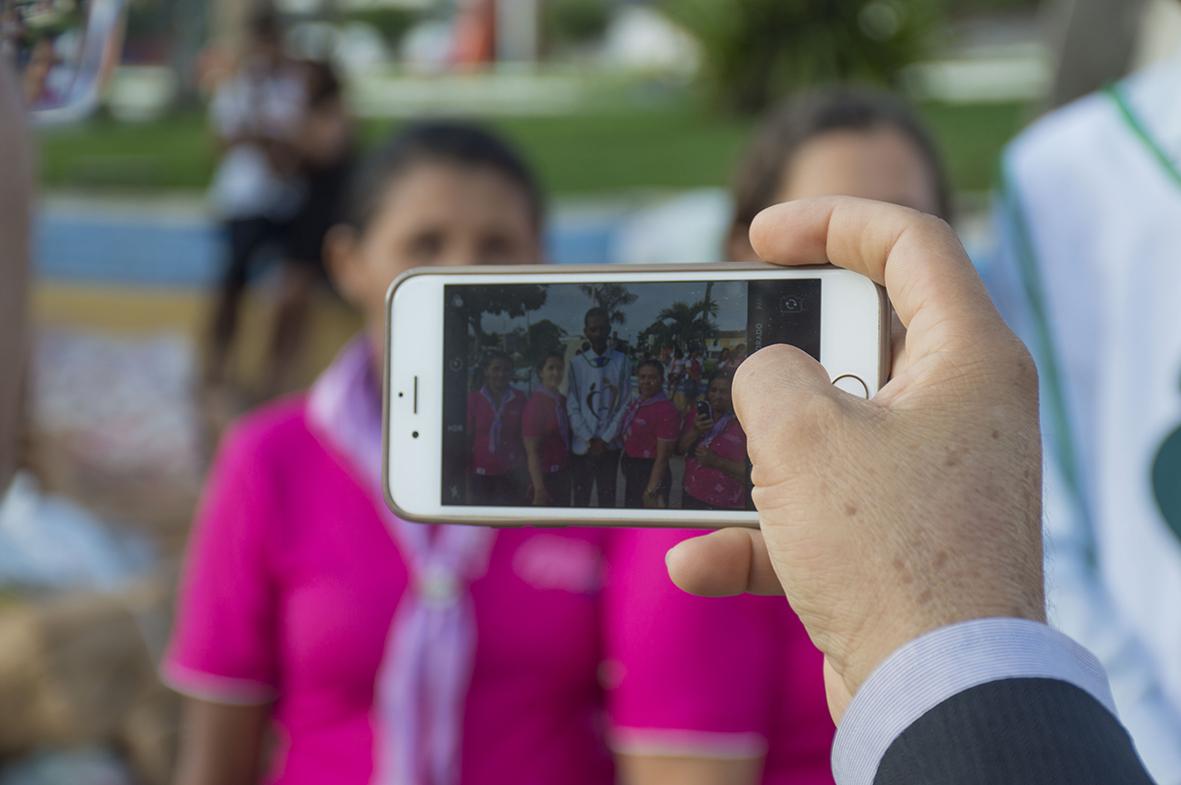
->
[[566, 306, 631, 507]]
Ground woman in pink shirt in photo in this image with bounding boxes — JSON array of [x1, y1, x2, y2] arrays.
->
[[619, 359, 680, 508], [678, 371, 750, 510], [465, 350, 526, 505], [164, 120, 836, 785], [522, 350, 571, 506]]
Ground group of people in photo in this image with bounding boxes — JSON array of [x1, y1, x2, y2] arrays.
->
[[463, 306, 753, 510]]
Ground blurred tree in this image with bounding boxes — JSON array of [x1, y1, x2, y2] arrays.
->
[[343, 6, 420, 49], [526, 319, 568, 363], [665, 0, 940, 114], [579, 283, 638, 327]]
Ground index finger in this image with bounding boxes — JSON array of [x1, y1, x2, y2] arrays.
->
[[749, 197, 1002, 349]]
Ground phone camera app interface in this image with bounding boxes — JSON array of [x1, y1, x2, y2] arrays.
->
[[441, 279, 820, 510]]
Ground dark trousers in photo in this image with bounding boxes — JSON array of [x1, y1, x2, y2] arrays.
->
[[621, 455, 669, 508], [540, 468, 572, 507], [570, 449, 621, 508]]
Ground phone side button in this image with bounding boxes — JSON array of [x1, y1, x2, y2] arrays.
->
[[832, 374, 869, 399]]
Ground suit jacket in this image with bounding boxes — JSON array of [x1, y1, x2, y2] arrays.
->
[[875, 677, 1156, 784]]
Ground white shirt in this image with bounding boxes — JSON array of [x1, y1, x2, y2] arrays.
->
[[988, 50, 1181, 782]]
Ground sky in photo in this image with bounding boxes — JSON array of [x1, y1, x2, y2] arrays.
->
[[479, 280, 748, 343]]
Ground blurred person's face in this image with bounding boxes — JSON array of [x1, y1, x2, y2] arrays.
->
[[485, 358, 511, 395], [327, 162, 541, 351], [539, 356, 563, 391], [0, 63, 31, 489], [706, 376, 733, 415], [728, 127, 940, 261], [584, 313, 609, 354], [637, 365, 663, 399]]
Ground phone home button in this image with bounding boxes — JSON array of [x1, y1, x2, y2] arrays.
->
[[832, 374, 869, 399]]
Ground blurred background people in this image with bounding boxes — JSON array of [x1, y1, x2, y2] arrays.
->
[[260, 57, 355, 400], [466, 350, 526, 505], [203, 7, 308, 406], [522, 350, 572, 507], [619, 358, 678, 508], [988, 30, 1181, 782], [568, 306, 630, 508]]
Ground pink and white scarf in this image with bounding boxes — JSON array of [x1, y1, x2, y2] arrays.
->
[[308, 337, 495, 785], [699, 412, 735, 450], [620, 390, 669, 443], [478, 386, 518, 455]]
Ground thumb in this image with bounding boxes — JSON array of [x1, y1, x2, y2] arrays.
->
[[732, 343, 848, 466]]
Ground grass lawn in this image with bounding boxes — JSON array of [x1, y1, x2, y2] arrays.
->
[[35, 96, 1031, 197]]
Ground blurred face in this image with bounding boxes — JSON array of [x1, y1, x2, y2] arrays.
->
[[539, 356, 564, 391], [328, 162, 542, 349], [485, 358, 511, 395], [0, 63, 31, 490], [584, 314, 609, 354], [637, 365, 663, 399], [728, 127, 939, 261], [707, 376, 733, 415]]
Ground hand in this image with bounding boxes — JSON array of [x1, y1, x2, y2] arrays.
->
[[693, 413, 713, 433], [665, 198, 1045, 722], [642, 488, 664, 509], [588, 438, 606, 457], [693, 443, 716, 468]]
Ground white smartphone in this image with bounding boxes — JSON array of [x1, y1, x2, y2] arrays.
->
[[383, 263, 888, 528]]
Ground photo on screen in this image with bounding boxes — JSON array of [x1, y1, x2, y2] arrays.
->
[[441, 279, 820, 510]]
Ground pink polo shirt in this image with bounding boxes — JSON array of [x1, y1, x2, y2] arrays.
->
[[605, 529, 835, 785], [466, 387, 525, 476], [622, 397, 680, 459], [164, 396, 834, 785], [521, 389, 570, 473], [682, 415, 749, 509]]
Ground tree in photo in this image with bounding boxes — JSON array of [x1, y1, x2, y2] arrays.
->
[[579, 283, 638, 328], [458, 284, 548, 350], [642, 288, 720, 356]]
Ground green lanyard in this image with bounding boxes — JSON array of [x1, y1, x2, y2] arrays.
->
[[1106, 83, 1181, 191]]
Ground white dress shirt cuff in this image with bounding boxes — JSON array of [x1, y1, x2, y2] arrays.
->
[[832, 617, 1116, 785]]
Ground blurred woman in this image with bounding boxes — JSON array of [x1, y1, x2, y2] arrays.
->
[[678, 372, 748, 510], [726, 87, 951, 264], [619, 359, 679, 508], [522, 351, 571, 506]]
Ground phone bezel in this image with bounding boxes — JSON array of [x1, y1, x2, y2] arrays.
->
[[383, 263, 889, 528]]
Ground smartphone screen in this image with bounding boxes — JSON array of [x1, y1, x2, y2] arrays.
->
[[439, 278, 820, 511]]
